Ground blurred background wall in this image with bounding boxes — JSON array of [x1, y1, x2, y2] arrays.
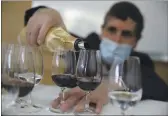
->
[[2, 1, 32, 43], [2, 1, 168, 85]]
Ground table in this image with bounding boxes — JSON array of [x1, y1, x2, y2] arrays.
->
[[2, 84, 168, 115]]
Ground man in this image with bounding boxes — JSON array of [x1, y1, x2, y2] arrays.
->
[[24, 1, 168, 114]]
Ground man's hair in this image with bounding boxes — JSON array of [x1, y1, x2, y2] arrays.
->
[[103, 1, 144, 40]]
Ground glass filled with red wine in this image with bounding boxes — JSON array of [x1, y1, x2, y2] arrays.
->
[[2, 44, 44, 114], [75, 50, 103, 115], [12, 45, 37, 113], [50, 49, 77, 113], [2, 43, 19, 113]]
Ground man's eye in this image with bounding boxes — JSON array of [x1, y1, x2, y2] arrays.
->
[[122, 31, 133, 38], [107, 27, 117, 33]]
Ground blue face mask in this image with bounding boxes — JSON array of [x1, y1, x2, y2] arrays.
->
[[100, 38, 132, 65]]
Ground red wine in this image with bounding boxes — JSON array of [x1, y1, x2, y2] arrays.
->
[[17, 75, 35, 97], [52, 74, 77, 88], [2, 83, 18, 93], [77, 78, 100, 91], [18, 82, 34, 97], [2, 72, 35, 97]]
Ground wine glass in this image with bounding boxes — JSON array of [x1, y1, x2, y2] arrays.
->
[[6, 45, 44, 114], [75, 50, 103, 115], [13, 45, 37, 113], [2, 42, 7, 69], [1, 44, 19, 113], [31, 47, 44, 85], [50, 49, 77, 113], [108, 56, 142, 115], [29, 47, 44, 108]]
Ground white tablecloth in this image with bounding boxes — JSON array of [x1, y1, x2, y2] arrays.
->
[[2, 84, 168, 115]]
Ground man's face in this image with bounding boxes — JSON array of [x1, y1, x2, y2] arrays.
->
[[101, 16, 137, 47]]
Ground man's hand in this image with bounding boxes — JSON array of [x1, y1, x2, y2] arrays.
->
[[51, 80, 109, 114], [26, 8, 66, 46]]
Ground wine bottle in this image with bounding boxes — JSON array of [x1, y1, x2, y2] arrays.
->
[[18, 27, 89, 52]]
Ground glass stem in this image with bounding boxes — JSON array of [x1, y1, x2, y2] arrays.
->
[[28, 93, 33, 105], [60, 87, 66, 104], [121, 110, 126, 116], [120, 105, 127, 116], [16, 95, 30, 107], [84, 91, 90, 109]]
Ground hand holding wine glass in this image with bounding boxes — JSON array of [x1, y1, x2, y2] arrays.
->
[[75, 50, 103, 115], [50, 49, 77, 113]]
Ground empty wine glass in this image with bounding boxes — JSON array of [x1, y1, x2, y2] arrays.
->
[[75, 50, 102, 115], [1, 43, 19, 112], [49, 49, 77, 113], [108, 56, 142, 115]]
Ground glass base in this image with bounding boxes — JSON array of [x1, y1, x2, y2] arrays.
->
[[74, 108, 97, 116], [16, 105, 42, 114], [2, 101, 15, 114], [22, 99, 44, 111], [2, 103, 42, 115], [49, 105, 63, 113], [4, 101, 43, 114], [49, 105, 73, 114]]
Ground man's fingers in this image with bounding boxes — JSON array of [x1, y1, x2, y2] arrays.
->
[[51, 96, 61, 109], [26, 17, 34, 45], [30, 24, 41, 46], [59, 91, 70, 99], [60, 92, 84, 112], [37, 22, 51, 45], [51, 88, 85, 112], [89, 95, 105, 114], [51, 91, 70, 108], [95, 101, 103, 114], [59, 87, 85, 100], [51, 88, 82, 110], [75, 95, 103, 114], [51, 90, 71, 109], [74, 96, 86, 113]]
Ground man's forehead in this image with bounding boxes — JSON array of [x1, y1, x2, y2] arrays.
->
[[106, 16, 136, 30]]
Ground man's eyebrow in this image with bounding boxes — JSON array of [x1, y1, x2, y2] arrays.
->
[[122, 30, 133, 34], [106, 26, 135, 35], [107, 26, 117, 31], [122, 30, 134, 36]]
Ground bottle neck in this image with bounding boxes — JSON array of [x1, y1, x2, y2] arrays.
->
[[74, 39, 89, 51], [78, 41, 85, 49]]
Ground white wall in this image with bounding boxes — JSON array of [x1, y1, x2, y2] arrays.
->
[[32, 1, 168, 62]]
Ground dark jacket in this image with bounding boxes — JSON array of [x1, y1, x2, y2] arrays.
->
[[24, 6, 168, 101]]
